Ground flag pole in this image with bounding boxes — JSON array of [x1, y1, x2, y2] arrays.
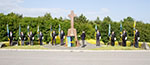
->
[[120, 22, 122, 46], [133, 21, 136, 47], [7, 24, 10, 41], [37, 25, 39, 44], [95, 24, 97, 40], [108, 23, 111, 46], [18, 24, 21, 45]]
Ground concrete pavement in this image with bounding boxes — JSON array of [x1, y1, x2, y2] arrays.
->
[[0, 50, 150, 65]]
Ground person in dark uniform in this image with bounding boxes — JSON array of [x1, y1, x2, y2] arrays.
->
[[81, 31, 86, 47], [111, 31, 116, 46], [60, 30, 65, 46], [20, 32, 25, 46], [96, 30, 101, 46], [39, 31, 44, 45], [134, 29, 140, 48], [28, 31, 34, 45], [9, 31, 13, 46], [52, 30, 56, 45], [122, 30, 127, 47]]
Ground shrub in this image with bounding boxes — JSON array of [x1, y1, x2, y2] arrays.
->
[[126, 41, 131, 47], [115, 41, 119, 46]]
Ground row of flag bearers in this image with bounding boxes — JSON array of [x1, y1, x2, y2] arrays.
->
[[13, 31, 43, 46], [95, 29, 140, 48], [7, 23, 140, 48]]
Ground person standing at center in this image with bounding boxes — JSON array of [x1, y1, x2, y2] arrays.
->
[[9, 31, 13, 46], [134, 29, 140, 48], [60, 30, 65, 46], [81, 31, 86, 47], [28, 31, 34, 45], [111, 31, 116, 46], [20, 32, 25, 46], [39, 31, 44, 45], [96, 30, 101, 46], [52, 30, 57, 45], [122, 30, 127, 47]]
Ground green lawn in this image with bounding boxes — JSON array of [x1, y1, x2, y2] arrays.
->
[[2, 45, 48, 49], [0, 39, 144, 50]]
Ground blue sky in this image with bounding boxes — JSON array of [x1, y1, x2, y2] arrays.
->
[[0, 0, 150, 23]]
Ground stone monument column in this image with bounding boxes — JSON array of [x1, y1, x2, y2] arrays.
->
[[67, 10, 80, 46]]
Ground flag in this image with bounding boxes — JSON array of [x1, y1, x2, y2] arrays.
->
[[133, 21, 136, 37], [95, 24, 97, 39], [133, 21, 136, 45], [7, 24, 9, 37], [95, 24, 97, 32], [27, 25, 29, 33], [133, 21, 136, 30], [120, 23, 122, 33], [50, 25, 52, 37], [108, 24, 111, 37], [59, 24, 61, 36], [37, 25, 39, 38], [120, 22, 123, 42], [19, 24, 21, 36], [49, 25, 52, 42]]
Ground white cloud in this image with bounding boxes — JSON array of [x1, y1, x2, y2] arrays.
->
[[0, 0, 23, 12], [80, 8, 110, 20], [0, 0, 110, 20], [11, 8, 70, 18]]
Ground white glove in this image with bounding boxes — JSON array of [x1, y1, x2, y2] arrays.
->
[[24, 38, 26, 40], [55, 36, 57, 39], [138, 37, 140, 40], [32, 37, 34, 40], [120, 35, 122, 37], [42, 37, 44, 40], [19, 37, 21, 40], [114, 38, 116, 41], [99, 36, 101, 39], [125, 37, 127, 40], [63, 36, 65, 39]]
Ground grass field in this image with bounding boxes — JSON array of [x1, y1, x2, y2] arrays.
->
[[1, 45, 48, 49], [0, 39, 147, 50]]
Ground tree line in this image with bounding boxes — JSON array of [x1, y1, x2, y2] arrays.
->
[[0, 12, 150, 43]]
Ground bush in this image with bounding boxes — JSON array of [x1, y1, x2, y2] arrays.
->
[[86, 39, 105, 45], [2, 41, 10, 46], [115, 41, 119, 46], [138, 42, 143, 48], [126, 41, 131, 47]]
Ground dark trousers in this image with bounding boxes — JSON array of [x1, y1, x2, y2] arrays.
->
[[61, 39, 64, 45], [10, 40, 13, 46], [134, 40, 138, 48], [111, 41, 115, 46], [96, 39, 100, 46], [40, 39, 43, 45], [52, 38, 56, 45], [21, 40, 24, 46], [122, 40, 126, 47]]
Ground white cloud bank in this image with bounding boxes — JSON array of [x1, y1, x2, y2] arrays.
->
[[0, 0, 110, 20]]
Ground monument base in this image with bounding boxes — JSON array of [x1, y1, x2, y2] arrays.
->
[[67, 28, 80, 46]]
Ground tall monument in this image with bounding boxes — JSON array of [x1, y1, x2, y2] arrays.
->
[[67, 10, 79, 46]]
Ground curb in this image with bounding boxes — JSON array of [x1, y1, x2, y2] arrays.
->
[[0, 49, 150, 52]]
